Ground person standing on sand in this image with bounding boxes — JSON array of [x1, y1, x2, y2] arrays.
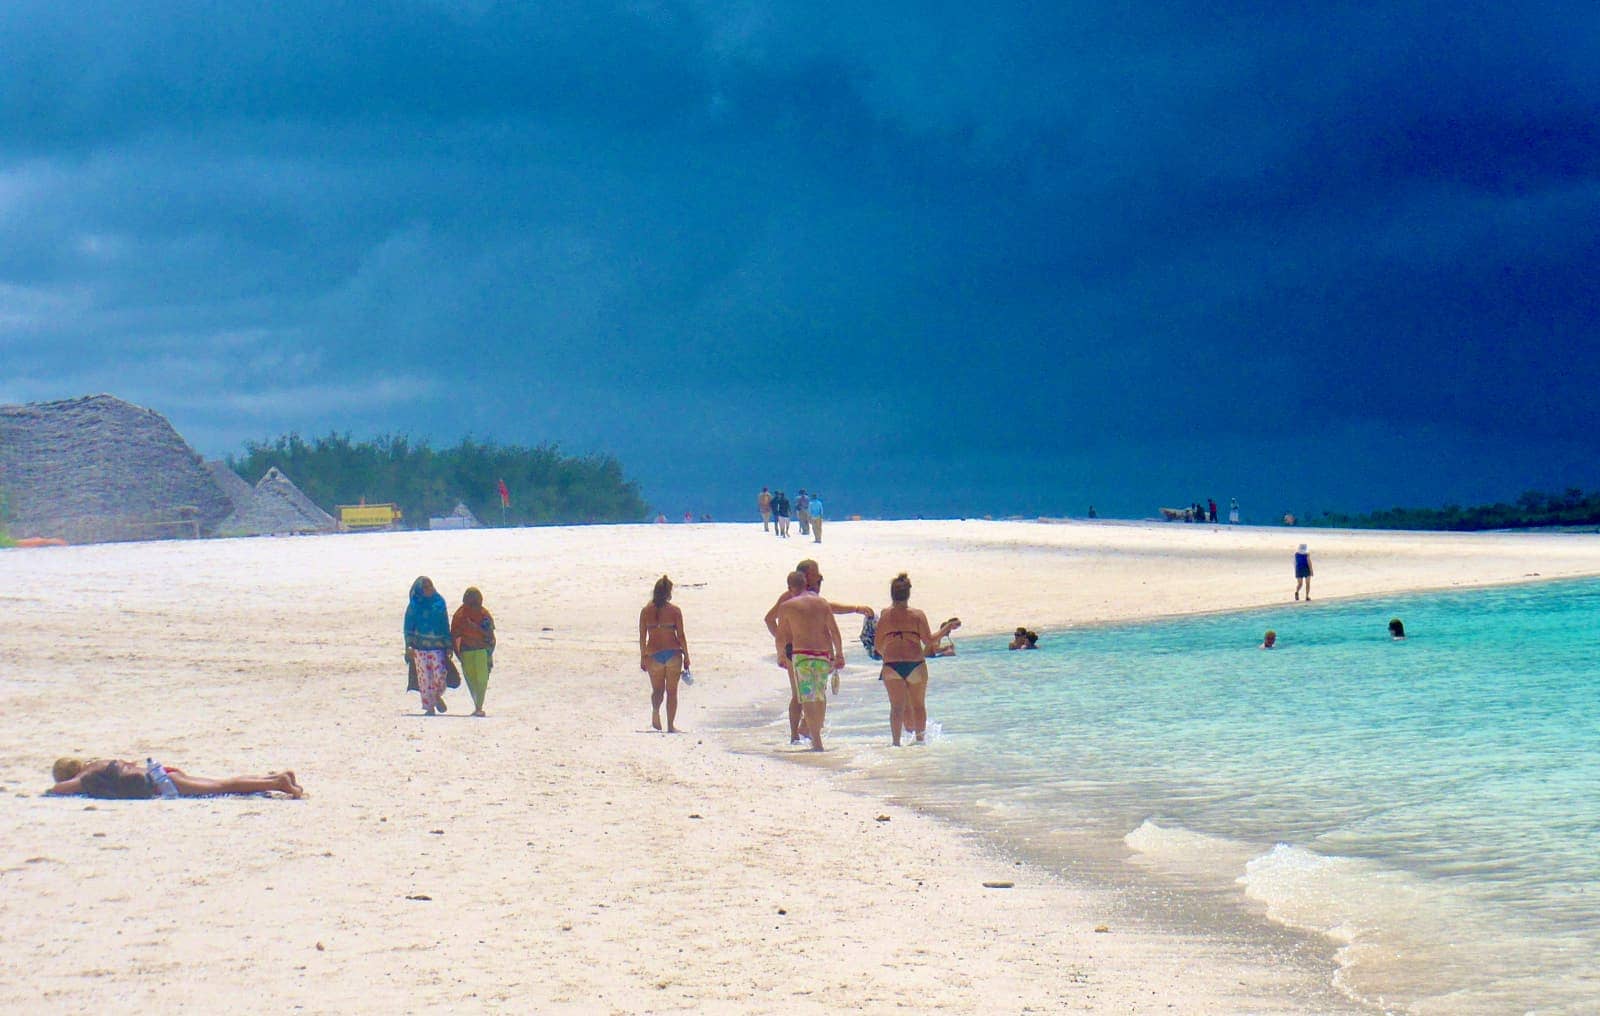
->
[[764, 559, 874, 744], [451, 587, 496, 717], [639, 575, 690, 733], [405, 576, 453, 715], [774, 491, 790, 537], [1294, 544, 1313, 601], [809, 493, 825, 543], [1208, 498, 1218, 523], [1229, 497, 1240, 524], [775, 571, 844, 751], [758, 487, 773, 531], [874, 573, 960, 746], [795, 489, 811, 536]]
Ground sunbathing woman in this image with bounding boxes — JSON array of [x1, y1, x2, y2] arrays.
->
[[639, 574, 690, 732], [873, 573, 960, 746], [47, 758, 304, 798]]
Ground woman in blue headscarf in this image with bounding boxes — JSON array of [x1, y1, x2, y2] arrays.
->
[[405, 576, 453, 715]]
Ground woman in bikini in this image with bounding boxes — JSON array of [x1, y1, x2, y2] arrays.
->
[[639, 574, 690, 733], [874, 573, 960, 746], [48, 757, 304, 798]]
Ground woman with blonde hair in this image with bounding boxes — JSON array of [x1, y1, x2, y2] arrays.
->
[[874, 573, 960, 746], [639, 575, 690, 732]]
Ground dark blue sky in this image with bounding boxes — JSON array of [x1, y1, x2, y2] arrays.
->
[[2, 3, 1597, 521]]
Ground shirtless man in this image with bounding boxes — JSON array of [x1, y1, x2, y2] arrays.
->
[[764, 559, 874, 743], [774, 572, 844, 751], [758, 486, 772, 531]]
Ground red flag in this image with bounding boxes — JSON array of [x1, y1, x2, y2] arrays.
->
[[497, 478, 510, 508]]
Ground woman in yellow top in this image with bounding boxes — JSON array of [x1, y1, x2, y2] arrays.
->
[[639, 575, 691, 733]]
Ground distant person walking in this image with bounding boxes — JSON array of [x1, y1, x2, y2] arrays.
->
[[795, 489, 811, 536], [639, 575, 690, 733], [405, 576, 453, 716], [874, 573, 960, 746], [774, 491, 791, 538], [1229, 497, 1240, 524], [1208, 498, 1218, 523], [758, 486, 772, 531], [1294, 544, 1313, 601], [451, 586, 496, 717], [809, 493, 825, 543]]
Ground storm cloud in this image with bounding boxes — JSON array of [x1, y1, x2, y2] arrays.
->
[[2, 2, 1597, 519]]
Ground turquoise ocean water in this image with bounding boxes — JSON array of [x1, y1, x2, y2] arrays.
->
[[812, 580, 1600, 1014]]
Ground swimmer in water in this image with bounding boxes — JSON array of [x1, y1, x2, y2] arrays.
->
[[1261, 630, 1277, 649], [1389, 618, 1405, 640]]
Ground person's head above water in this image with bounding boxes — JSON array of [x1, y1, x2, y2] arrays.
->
[[890, 573, 912, 603], [1389, 618, 1405, 639], [1262, 629, 1277, 648]]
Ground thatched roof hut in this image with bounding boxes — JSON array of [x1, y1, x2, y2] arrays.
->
[[218, 467, 337, 536], [0, 394, 232, 543]]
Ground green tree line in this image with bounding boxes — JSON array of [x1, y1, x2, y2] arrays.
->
[[228, 433, 649, 527], [1320, 487, 1600, 531]]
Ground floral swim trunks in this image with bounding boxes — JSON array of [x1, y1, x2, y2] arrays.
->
[[793, 653, 832, 703]]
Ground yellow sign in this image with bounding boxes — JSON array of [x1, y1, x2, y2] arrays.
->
[[338, 504, 402, 529]]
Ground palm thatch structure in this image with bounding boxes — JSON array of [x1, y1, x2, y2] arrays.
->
[[0, 394, 232, 544], [217, 467, 338, 537]]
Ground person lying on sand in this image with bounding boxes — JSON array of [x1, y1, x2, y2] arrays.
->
[[47, 758, 305, 799]]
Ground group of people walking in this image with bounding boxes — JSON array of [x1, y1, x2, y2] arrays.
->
[[404, 576, 497, 716], [757, 486, 824, 543]]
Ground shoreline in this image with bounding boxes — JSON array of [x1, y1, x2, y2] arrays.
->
[[5, 521, 1599, 1012]]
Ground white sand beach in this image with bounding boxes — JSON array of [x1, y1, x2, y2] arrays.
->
[[4, 520, 1599, 1013]]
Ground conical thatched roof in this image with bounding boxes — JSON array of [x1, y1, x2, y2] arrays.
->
[[218, 466, 337, 536], [0, 394, 232, 544], [207, 459, 255, 515]]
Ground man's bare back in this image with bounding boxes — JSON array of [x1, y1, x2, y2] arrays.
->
[[774, 574, 844, 751]]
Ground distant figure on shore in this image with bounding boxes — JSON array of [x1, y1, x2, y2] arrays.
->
[[48, 758, 304, 799], [875, 573, 960, 746], [1261, 630, 1277, 649], [655, 513, 667, 524], [765, 559, 874, 743], [683, 510, 694, 524], [1283, 512, 1297, 526], [795, 489, 811, 536], [775, 571, 844, 751], [451, 586, 496, 717], [809, 493, 825, 543], [758, 486, 772, 531], [773, 491, 791, 538], [1208, 498, 1218, 523], [1087, 505, 1097, 519], [405, 576, 453, 716], [1229, 497, 1240, 524], [639, 575, 690, 733], [1389, 618, 1406, 640], [1294, 544, 1313, 601]]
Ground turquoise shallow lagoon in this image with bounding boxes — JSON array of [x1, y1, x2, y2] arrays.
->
[[819, 580, 1600, 1013]]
